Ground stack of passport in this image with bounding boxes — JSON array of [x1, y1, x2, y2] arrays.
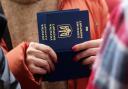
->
[[37, 9, 91, 81]]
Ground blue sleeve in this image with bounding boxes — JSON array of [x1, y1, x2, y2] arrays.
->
[[0, 48, 21, 89]]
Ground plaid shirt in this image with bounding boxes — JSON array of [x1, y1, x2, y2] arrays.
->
[[87, 0, 128, 89]]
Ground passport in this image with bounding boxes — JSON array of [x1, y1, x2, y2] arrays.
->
[[37, 9, 91, 81]]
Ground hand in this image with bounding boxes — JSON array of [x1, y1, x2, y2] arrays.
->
[[72, 39, 102, 65], [26, 42, 57, 75]]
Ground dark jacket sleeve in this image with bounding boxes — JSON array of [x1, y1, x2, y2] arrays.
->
[[0, 48, 21, 89], [0, 3, 13, 51]]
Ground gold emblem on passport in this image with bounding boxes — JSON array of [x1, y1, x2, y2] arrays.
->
[[57, 24, 72, 38]]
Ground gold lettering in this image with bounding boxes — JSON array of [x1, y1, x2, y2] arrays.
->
[[41, 24, 47, 40], [76, 21, 83, 38], [49, 24, 56, 41]]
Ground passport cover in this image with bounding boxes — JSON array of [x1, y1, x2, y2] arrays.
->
[[37, 9, 91, 81]]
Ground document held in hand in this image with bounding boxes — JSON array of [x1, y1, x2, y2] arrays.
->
[[37, 9, 91, 81]]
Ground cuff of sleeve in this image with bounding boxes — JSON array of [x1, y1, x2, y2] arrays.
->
[[6, 42, 41, 89]]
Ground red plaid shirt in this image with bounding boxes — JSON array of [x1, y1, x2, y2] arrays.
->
[[87, 0, 128, 89]]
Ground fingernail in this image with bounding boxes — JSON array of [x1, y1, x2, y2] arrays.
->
[[73, 57, 77, 61], [72, 46, 77, 52]]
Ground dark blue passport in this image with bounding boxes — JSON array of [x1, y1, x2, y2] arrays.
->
[[37, 9, 91, 81]]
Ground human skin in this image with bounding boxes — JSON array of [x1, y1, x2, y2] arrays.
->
[[72, 39, 102, 65], [26, 42, 57, 75]]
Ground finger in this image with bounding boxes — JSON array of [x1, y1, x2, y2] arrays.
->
[[26, 48, 55, 71], [73, 48, 100, 61], [27, 47, 51, 61], [82, 56, 96, 65], [44, 57, 55, 72], [29, 42, 57, 63], [34, 53, 55, 72], [34, 52, 55, 72], [27, 55, 51, 73], [72, 39, 102, 52], [29, 64, 47, 75]]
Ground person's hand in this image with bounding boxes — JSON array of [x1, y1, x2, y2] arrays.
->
[[72, 39, 102, 65], [26, 42, 57, 75]]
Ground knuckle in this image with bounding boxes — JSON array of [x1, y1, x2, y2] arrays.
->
[[29, 42, 34, 47], [43, 60, 50, 70], [88, 56, 95, 63], [28, 64, 35, 73], [44, 55, 49, 60], [90, 56, 96, 61], [26, 45, 35, 53], [29, 42, 37, 48], [90, 48, 97, 54], [43, 60, 49, 66], [86, 49, 94, 55], [45, 46, 51, 53], [26, 48, 32, 54], [26, 56, 34, 64]]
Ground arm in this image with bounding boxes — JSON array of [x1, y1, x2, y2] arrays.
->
[[5, 42, 41, 89], [5, 42, 57, 89]]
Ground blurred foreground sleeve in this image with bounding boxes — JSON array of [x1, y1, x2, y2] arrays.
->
[[0, 48, 21, 89]]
